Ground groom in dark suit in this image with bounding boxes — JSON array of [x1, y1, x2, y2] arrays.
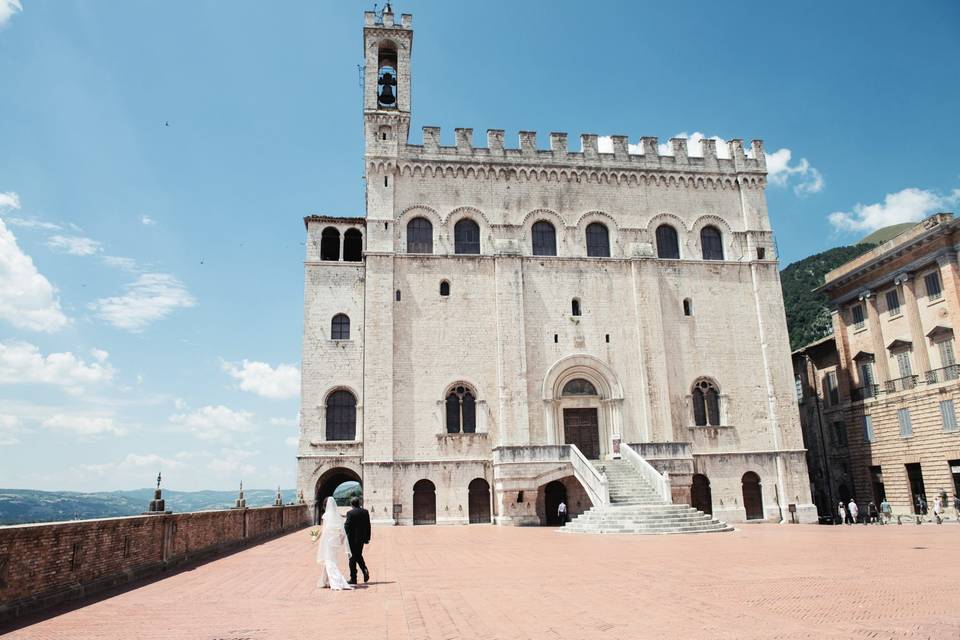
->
[[344, 496, 371, 584]]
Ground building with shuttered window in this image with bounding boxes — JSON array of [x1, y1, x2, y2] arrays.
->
[[296, 7, 815, 526]]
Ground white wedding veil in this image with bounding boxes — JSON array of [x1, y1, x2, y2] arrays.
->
[[321, 496, 343, 527], [317, 496, 350, 565]]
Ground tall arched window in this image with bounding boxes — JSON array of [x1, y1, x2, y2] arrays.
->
[[655, 224, 680, 259], [331, 313, 350, 340], [440, 280, 450, 296], [701, 225, 724, 260], [532, 221, 557, 256], [445, 385, 477, 434], [407, 217, 433, 254], [325, 390, 356, 441], [343, 228, 363, 262], [692, 379, 721, 426], [571, 298, 581, 316], [320, 227, 340, 261], [454, 219, 481, 255], [585, 222, 610, 257]]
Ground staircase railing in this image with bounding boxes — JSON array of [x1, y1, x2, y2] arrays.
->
[[620, 444, 672, 504], [568, 444, 610, 509]]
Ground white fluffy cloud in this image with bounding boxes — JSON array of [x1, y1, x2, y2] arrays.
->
[[81, 453, 182, 476], [0, 340, 114, 387], [170, 405, 255, 441], [90, 272, 196, 331], [43, 414, 126, 437], [0, 0, 22, 27], [140, 215, 156, 226], [222, 359, 300, 399], [101, 255, 138, 271], [0, 414, 22, 445], [46, 234, 102, 256], [829, 187, 960, 234], [0, 211, 70, 332], [597, 133, 823, 196]]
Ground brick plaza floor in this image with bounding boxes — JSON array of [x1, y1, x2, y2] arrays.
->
[[4, 523, 960, 640]]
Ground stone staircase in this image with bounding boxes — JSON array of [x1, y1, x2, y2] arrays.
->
[[562, 459, 732, 535]]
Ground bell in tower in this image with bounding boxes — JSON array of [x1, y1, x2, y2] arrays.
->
[[377, 48, 398, 108]]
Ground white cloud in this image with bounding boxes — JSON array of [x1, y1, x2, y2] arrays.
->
[[140, 215, 156, 226], [170, 405, 254, 441], [222, 359, 300, 399], [828, 187, 960, 233], [101, 255, 138, 271], [81, 452, 182, 476], [46, 234, 101, 256], [0, 340, 114, 387], [0, 0, 22, 27], [0, 192, 20, 209], [0, 212, 70, 332], [0, 414, 22, 445], [5, 217, 63, 231], [207, 447, 257, 475], [90, 272, 196, 331], [43, 414, 126, 437], [765, 148, 824, 195]]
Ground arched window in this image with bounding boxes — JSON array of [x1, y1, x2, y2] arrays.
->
[[440, 280, 450, 296], [325, 390, 356, 441], [331, 313, 350, 340], [585, 222, 610, 257], [683, 298, 693, 316], [395, 289, 401, 302], [320, 227, 340, 261], [445, 385, 476, 433], [571, 298, 581, 316], [454, 219, 481, 255], [701, 225, 724, 260], [655, 224, 680, 259], [532, 221, 557, 256], [562, 378, 597, 396], [343, 229, 363, 262], [378, 125, 392, 141], [407, 217, 433, 254], [692, 379, 721, 426]]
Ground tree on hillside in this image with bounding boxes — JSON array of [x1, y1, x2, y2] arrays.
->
[[780, 244, 876, 351]]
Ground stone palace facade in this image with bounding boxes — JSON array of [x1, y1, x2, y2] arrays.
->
[[296, 7, 816, 527]]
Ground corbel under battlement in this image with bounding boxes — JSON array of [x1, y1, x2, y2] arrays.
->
[[399, 128, 766, 174]]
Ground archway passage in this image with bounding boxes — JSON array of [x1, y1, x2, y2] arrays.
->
[[691, 474, 712, 515], [413, 479, 436, 525], [314, 467, 362, 524], [468, 478, 491, 524], [563, 408, 600, 460], [543, 480, 567, 526], [741, 472, 764, 520]]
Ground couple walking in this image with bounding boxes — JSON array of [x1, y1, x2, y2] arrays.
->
[[315, 496, 370, 590]]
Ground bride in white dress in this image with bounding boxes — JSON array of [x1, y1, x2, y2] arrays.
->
[[316, 496, 354, 590]]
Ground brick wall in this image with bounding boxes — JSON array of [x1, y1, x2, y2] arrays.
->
[[0, 504, 310, 622]]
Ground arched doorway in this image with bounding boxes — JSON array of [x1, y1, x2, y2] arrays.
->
[[742, 472, 764, 520], [468, 478, 491, 523], [691, 474, 712, 515], [543, 480, 567, 526], [314, 467, 362, 524], [413, 479, 436, 525]]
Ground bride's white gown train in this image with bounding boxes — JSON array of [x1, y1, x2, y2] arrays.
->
[[316, 496, 354, 590]]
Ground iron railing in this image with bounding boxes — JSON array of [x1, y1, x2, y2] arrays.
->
[[849, 385, 879, 401], [884, 375, 918, 393], [925, 365, 960, 384]]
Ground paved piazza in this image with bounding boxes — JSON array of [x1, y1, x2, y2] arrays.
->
[[4, 524, 960, 639]]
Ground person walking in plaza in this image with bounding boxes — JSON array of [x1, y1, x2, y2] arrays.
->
[[954, 494, 960, 523], [315, 496, 353, 591], [837, 501, 846, 525], [557, 500, 568, 525], [344, 497, 371, 584], [932, 496, 943, 525], [880, 498, 892, 525], [847, 499, 859, 525], [867, 502, 879, 524]]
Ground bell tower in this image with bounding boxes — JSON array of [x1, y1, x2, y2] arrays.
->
[[363, 5, 412, 155]]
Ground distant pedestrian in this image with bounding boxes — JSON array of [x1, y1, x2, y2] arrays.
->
[[847, 499, 859, 525], [933, 496, 943, 524], [837, 502, 846, 525], [954, 495, 960, 523], [867, 502, 879, 524], [916, 494, 928, 516], [880, 499, 892, 524], [557, 501, 567, 525]]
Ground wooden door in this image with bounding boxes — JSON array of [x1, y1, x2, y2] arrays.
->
[[742, 472, 764, 520], [563, 408, 600, 459], [413, 479, 436, 525], [468, 478, 491, 524], [691, 474, 712, 515]]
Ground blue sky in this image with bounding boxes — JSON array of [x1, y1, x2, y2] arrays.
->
[[0, 1, 958, 491]]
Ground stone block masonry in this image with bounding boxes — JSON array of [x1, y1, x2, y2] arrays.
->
[[0, 504, 310, 622]]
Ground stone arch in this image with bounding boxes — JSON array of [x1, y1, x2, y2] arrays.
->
[[413, 479, 437, 525], [311, 465, 362, 524], [543, 354, 623, 401], [542, 355, 624, 456], [692, 214, 735, 261], [467, 478, 491, 524]]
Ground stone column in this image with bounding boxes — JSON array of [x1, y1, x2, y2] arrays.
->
[[898, 273, 932, 377], [862, 291, 892, 384], [493, 256, 530, 445], [830, 307, 856, 397]]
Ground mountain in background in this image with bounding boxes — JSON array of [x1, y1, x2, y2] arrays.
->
[[0, 488, 299, 526]]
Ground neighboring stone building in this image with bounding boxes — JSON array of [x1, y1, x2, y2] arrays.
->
[[800, 214, 960, 517], [296, 7, 816, 527]]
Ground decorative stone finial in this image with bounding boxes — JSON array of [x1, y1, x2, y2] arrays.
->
[[234, 480, 246, 509], [274, 486, 283, 507], [297, 490, 305, 504], [146, 471, 168, 513]]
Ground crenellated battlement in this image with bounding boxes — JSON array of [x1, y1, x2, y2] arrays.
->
[[391, 128, 766, 175]]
